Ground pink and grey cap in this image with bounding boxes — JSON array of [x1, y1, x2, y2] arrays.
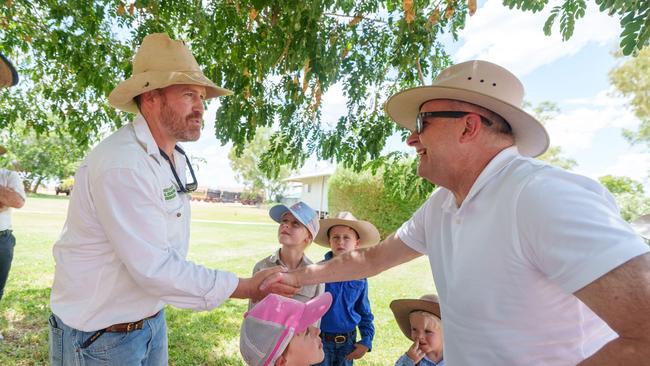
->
[[269, 201, 320, 239], [240, 292, 333, 366]]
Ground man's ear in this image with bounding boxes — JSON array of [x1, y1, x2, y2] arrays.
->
[[459, 113, 482, 143], [274, 355, 288, 366]]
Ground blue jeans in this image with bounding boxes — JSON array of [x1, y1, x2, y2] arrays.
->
[[0, 230, 15, 302], [48, 310, 168, 366], [314, 332, 356, 366]]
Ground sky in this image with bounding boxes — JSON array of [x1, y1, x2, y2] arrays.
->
[[183, 0, 649, 192]]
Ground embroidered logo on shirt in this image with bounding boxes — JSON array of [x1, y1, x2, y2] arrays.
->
[[163, 185, 177, 201]]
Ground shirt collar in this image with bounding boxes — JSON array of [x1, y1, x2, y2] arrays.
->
[[324, 251, 334, 260], [445, 146, 521, 212], [269, 248, 314, 266], [133, 114, 160, 157], [465, 145, 520, 205]]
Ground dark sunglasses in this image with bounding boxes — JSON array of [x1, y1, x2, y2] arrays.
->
[[415, 111, 470, 134], [158, 145, 198, 193]]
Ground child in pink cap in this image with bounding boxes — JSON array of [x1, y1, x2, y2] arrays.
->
[[240, 292, 333, 366]]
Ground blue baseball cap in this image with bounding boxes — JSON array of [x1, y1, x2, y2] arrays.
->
[[269, 201, 320, 239]]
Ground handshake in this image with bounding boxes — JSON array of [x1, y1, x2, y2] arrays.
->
[[232, 266, 304, 302]]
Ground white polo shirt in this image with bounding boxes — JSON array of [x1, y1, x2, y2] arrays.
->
[[51, 115, 238, 331], [0, 169, 25, 231], [397, 146, 649, 365]]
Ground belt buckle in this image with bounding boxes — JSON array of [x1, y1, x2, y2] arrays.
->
[[126, 323, 134, 332], [334, 335, 346, 344]]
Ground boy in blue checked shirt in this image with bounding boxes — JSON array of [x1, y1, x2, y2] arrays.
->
[[313, 212, 381, 366]]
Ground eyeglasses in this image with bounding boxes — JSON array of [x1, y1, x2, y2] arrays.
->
[[415, 111, 470, 134], [158, 145, 198, 193]]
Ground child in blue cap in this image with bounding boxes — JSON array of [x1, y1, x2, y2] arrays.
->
[[249, 201, 324, 309]]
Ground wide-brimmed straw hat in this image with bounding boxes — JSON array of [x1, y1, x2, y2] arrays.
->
[[384, 60, 549, 157], [390, 294, 441, 340], [631, 214, 650, 240], [108, 33, 232, 113], [315, 211, 381, 248], [0, 52, 19, 89]]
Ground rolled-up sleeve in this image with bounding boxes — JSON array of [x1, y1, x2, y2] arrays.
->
[[90, 167, 238, 310]]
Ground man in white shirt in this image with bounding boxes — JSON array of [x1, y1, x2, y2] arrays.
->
[[264, 60, 650, 365], [49, 33, 292, 365], [0, 145, 26, 304]]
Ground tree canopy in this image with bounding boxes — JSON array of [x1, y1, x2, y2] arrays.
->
[[1, 0, 647, 177]]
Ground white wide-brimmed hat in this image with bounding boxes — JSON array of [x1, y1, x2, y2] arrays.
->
[[314, 211, 381, 248], [384, 60, 549, 157], [631, 214, 650, 240], [108, 33, 232, 113], [0, 52, 19, 89], [390, 294, 442, 340]]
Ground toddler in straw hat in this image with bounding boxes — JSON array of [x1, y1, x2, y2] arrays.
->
[[390, 294, 444, 366], [240, 292, 332, 366], [312, 212, 380, 365], [249, 201, 324, 309]]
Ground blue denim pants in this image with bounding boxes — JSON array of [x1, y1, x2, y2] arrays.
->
[[0, 230, 16, 302], [313, 332, 357, 366], [48, 309, 168, 366]]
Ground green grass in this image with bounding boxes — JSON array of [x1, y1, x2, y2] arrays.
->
[[1, 196, 435, 365]]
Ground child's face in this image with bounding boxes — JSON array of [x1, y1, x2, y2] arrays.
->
[[277, 212, 311, 247], [409, 312, 443, 355], [328, 225, 360, 256], [282, 326, 324, 365]]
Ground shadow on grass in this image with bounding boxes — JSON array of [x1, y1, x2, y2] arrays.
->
[[0, 287, 50, 365]]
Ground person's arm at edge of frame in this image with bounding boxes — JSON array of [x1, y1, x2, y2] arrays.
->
[[260, 233, 422, 292], [576, 252, 650, 365], [0, 186, 24, 208]]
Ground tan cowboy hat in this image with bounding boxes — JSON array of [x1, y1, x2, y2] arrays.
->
[[391, 294, 442, 340], [0, 52, 19, 89], [314, 211, 381, 248], [631, 214, 650, 240], [384, 60, 549, 157], [108, 33, 232, 113]]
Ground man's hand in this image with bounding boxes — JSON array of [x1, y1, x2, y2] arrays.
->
[[345, 343, 369, 360], [259, 268, 301, 294], [406, 339, 425, 364], [231, 266, 300, 301]]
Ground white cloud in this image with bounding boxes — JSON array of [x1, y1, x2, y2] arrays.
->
[[606, 153, 650, 183], [544, 90, 639, 152], [455, 0, 620, 76]]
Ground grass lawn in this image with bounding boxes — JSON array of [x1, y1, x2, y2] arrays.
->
[[0, 195, 435, 365]]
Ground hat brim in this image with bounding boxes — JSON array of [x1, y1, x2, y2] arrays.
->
[[631, 214, 650, 240], [296, 292, 332, 333], [384, 85, 549, 157], [314, 218, 381, 248], [108, 70, 233, 113], [390, 298, 441, 340], [0, 52, 19, 89]]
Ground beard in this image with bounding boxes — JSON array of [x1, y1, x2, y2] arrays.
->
[[160, 98, 202, 142]]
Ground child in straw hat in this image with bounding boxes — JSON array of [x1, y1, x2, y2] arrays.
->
[[240, 292, 333, 366], [390, 294, 444, 366], [312, 212, 380, 365]]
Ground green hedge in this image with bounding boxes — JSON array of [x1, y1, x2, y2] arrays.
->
[[328, 168, 429, 238]]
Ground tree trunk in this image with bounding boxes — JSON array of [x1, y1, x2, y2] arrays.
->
[[32, 176, 44, 193]]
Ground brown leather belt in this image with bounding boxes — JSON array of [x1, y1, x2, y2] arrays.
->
[[81, 311, 160, 348], [321, 330, 356, 344], [104, 311, 160, 333]]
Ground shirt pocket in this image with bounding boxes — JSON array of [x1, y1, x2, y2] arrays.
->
[[342, 280, 364, 304]]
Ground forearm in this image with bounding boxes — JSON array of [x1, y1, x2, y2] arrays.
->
[[0, 189, 24, 208], [578, 337, 650, 365], [297, 234, 421, 285]]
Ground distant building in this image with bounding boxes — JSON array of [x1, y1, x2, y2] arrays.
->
[[283, 171, 333, 218]]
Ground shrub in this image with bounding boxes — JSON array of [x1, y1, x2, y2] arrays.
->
[[328, 167, 430, 238]]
